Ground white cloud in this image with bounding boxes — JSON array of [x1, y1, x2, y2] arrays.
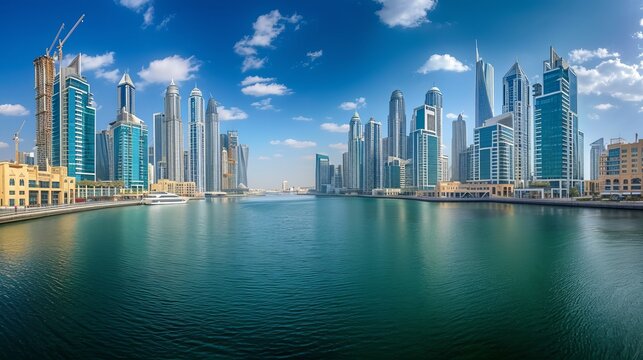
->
[[156, 14, 175, 30], [241, 75, 275, 86], [374, 0, 437, 28], [234, 10, 302, 72], [304, 49, 323, 67], [270, 139, 316, 148], [119, 0, 150, 10], [634, 32, 643, 40], [339, 97, 366, 110], [587, 113, 600, 120], [217, 106, 248, 121], [446, 112, 468, 120], [241, 82, 291, 97], [292, 115, 313, 121], [251, 98, 276, 111], [258, 156, 271, 160], [594, 103, 615, 110], [329, 143, 348, 151], [418, 54, 470, 73], [639, 106, 643, 113], [640, 18, 643, 26], [137, 55, 200, 88], [142, 6, 154, 27], [321, 123, 350, 133], [0, 142, 8, 149], [573, 58, 643, 102], [0, 104, 29, 116], [63, 52, 121, 82], [95, 68, 121, 82], [568, 48, 620, 64]]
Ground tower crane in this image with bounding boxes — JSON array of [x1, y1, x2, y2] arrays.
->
[[57, 14, 84, 73], [13, 119, 26, 164], [46, 23, 65, 58]]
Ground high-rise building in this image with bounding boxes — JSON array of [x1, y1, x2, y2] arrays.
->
[[534, 47, 583, 197], [188, 87, 205, 192], [111, 73, 148, 190], [440, 152, 449, 183], [451, 113, 467, 181], [472, 113, 514, 184], [347, 112, 364, 191], [503, 62, 531, 186], [205, 97, 221, 192], [384, 156, 408, 189], [225, 131, 239, 190], [411, 105, 439, 189], [425, 87, 443, 181], [331, 164, 343, 189], [183, 151, 189, 182], [153, 113, 166, 181], [315, 154, 331, 192], [237, 144, 249, 188], [599, 137, 642, 195], [34, 55, 55, 170], [163, 80, 183, 182], [475, 42, 494, 127], [363, 117, 382, 192], [342, 152, 349, 188], [387, 90, 407, 160], [52, 55, 96, 181], [95, 130, 112, 181], [590, 138, 605, 180], [579, 131, 584, 182]]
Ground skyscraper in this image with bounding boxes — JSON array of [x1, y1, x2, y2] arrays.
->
[[502, 62, 531, 186], [95, 130, 112, 181], [188, 87, 205, 192], [475, 42, 494, 127], [590, 138, 605, 180], [237, 144, 249, 188], [52, 54, 96, 181], [425, 87, 443, 181], [163, 80, 183, 182], [205, 97, 221, 192], [222, 130, 239, 190], [111, 73, 148, 190], [411, 105, 439, 189], [472, 113, 514, 184], [347, 112, 364, 191], [451, 113, 467, 181], [153, 112, 165, 181], [387, 90, 406, 159], [534, 47, 582, 197], [34, 55, 55, 170], [363, 117, 382, 192], [315, 154, 331, 192]]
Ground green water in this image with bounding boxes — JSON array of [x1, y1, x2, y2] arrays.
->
[[0, 196, 642, 358]]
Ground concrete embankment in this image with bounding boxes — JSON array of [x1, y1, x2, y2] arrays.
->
[[0, 200, 142, 225]]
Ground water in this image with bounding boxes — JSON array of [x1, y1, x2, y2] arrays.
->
[[1, 196, 642, 358]]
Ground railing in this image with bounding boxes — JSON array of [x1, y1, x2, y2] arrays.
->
[[0, 199, 141, 218]]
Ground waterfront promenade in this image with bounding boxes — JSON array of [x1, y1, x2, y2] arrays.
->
[[0, 200, 142, 225]]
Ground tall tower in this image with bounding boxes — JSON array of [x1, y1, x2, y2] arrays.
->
[[163, 80, 183, 182], [411, 105, 439, 190], [534, 47, 582, 197], [237, 144, 249, 188], [34, 55, 55, 170], [387, 90, 407, 160], [117, 73, 135, 114], [589, 138, 604, 180], [153, 112, 166, 181], [205, 97, 221, 192], [425, 87, 443, 181], [52, 55, 96, 181], [188, 87, 205, 192], [348, 112, 364, 191], [503, 62, 531, 186], [363, 117, 382, 192], [225, 130, 239, 190], [451, 114, 467, 181], [475, 42, 494, 127]]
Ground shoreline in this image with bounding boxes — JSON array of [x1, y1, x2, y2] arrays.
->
[[0, 200, 142, 225], [313, 193, 643, 211]]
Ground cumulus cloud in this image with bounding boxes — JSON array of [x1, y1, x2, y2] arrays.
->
[[292, 115, 313, 121], [573, 58, 643, 102], [234, 10, 302, 72], [303, 49, 323, 67], [251, 98, 277, 111], [329, 143, 348, 151], [446, 112, 468, 120], [593, 103, 615, 110], [119, 0, 150, 10], [418, 54, 470, 73], [339, 97, 366, 110], [374, 0, 437, 28], [321, 123, 350, 133], [64, 52, 121, 82], [241, 75, 275, 86], [0, 104, 29, 116], [241, 82, 291, 97], [270, 139, 316, 148], [118, 0, 157, 28], [568, 48, 620, 64], [217, 106, 248, 121], [634, 32, 643, 40], [142, 6, 154, 27], [137, 55, 200, 89]]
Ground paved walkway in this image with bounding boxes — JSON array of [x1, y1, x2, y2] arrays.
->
[[0, 200, 142, 225]]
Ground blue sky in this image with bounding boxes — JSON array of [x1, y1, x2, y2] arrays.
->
[[0, 0, 641, 189]]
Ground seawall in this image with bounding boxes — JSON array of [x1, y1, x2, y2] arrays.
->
[[0, 200, 142, 225]]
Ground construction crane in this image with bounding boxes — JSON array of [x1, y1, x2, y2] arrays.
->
[[46, 23, 65, 58], [56, 14, 84, 72], [13, 119, 26, 164]]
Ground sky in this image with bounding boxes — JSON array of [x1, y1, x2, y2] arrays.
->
[[0, 0, 641, 189]]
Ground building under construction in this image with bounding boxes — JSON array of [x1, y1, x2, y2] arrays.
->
[[33, 55, 55, 170]]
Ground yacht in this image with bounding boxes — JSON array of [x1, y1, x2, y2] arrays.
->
[[142, 192, 188, 205]]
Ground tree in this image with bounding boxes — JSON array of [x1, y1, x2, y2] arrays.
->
[[569, 187, 580, 198]]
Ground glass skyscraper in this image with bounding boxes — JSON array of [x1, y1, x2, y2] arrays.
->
[[188, 87, 205, 192], [347, 112, 364, 191], [472, 113, 514, 184], [534, 47, 582, 197], [502, 62, 531, 186], [163, 80, 183, 182], [205, 97, 221, 192], [387, 90, 406, 160], [411, 105, 439, 190], [590, 138, 604, 180], [153, 112, 165, 182], [425, 87, 443, 181], [451, 114, 467, 181], [52, 54, 96, 181], [315, 154, 331, 192], [237, 144, 249, 188], [363, 117, 382, 192], [95, 130, 112, 181], [475, 42, 494, 128]]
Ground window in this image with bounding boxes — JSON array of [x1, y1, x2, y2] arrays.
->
[[9, 178, 15, 186], [19, 179, 24, 186], [52, 182, 60, 189], [29, 180, 37, 188], [9, 191, 15, 195]]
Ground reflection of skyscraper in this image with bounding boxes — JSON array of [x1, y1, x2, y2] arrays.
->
[[347, 112, 364, 191], [451, 114, 467, 181], [475, 42, 494, 127], [188, 87, 205, 192], [363, 117, 382, 192], [503, 62, 531, 186], [34, 55, 55, 170], [237, 144, 249, 188], [205, 98, 221, 192], [164, 80, 183, 182], [388, 90, 406, 159]]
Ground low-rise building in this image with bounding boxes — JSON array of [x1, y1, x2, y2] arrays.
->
[[0, 162, 76, 207], [599, 138, 642, 196], [432, 181, 514, 198], [151, 179, 197, 197]]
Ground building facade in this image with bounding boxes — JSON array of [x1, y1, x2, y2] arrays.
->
[[451, 113, 467, 182], [425, 87, 444, 181], [590, 138, 605, 180], [188, 87, 206, 192], [205, 97, 221, 192], [163, 80, 183, 182], [387, 90, 407, 160], [363, 117, 382, 192], [150, 179, 196, 197], [34, 55, 55, 170], [599, 138, 642, 196], [315, 154, 331, 192], [347, 112, 364, 191], [95, 130, 112, 181], [475, 43, 494, 127], [237, 144, 249, 188], [472, 113, 514, 184], [502, 62, 531, 186], [411, 105, 439, 189], [153, 112, 165, 182], [0, 162, 76, 207]]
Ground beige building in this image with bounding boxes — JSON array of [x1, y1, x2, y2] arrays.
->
[[151, 179, 196, 197], [432, 181, 514, 198], [599, 138, 642, 196], [0, 162, 76, 207]]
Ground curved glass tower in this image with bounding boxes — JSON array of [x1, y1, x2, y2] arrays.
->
[[387, 90, 406, 160], [348, 112, 364, 191], [164, 80, 183, 182], [205, 97, 221, 192], [188, 87, 205, 192], [475, 42, 494, 128]]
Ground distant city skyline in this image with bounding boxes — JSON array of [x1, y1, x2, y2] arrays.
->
[[0, 0, 641, 189]]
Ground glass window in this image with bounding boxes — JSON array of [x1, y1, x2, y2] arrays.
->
[[9, 178, 15, 186], [19, 179, 24, 186]]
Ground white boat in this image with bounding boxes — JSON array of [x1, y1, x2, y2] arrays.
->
[[142, 192, 188, 205]]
